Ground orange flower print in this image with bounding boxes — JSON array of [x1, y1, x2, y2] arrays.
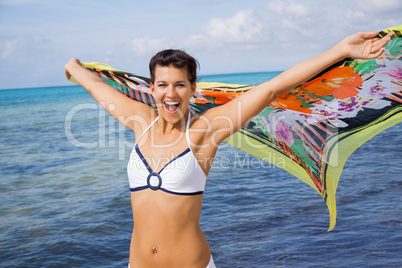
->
[[300, 66, 362, 99], [268, 66, 362, 114]]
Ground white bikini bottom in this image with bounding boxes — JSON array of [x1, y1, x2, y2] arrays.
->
[[207, 254, 216, 268], [128, 255, 215, 267]]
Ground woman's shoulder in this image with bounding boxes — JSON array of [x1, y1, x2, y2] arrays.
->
[[189, 112, 219, 147], [131, 106, 158, 135]]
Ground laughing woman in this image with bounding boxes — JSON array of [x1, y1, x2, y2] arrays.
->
[[64, 30, 392, 268]]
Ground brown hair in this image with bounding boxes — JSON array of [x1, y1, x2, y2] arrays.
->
[[149, 49, 199, 84]]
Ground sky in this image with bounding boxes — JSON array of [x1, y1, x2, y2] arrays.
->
[[0, 0, 400, 90]]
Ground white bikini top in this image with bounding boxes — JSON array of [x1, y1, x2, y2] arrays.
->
[[127, 112, 207, 195]]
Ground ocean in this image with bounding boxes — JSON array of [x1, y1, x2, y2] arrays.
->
[[0, 72, 401, 267]]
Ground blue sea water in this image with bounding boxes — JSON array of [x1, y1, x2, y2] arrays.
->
[[0, 72, 401, 267]]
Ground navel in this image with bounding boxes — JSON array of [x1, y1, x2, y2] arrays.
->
[[152, 246, 157, 254]]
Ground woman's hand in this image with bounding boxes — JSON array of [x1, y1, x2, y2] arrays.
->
[[340, 31, 394, 60], [64, 58, 82, 80]]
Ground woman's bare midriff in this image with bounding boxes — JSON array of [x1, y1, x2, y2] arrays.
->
[[129, 190, 211, 268]]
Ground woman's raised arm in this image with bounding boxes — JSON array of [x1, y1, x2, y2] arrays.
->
[[64, 58, 153, 133], [201, 31, 394, 145]]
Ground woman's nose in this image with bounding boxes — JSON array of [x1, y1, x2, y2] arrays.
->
[[166, 85, 176, 97]]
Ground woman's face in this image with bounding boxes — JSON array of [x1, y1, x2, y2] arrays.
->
[[150, 65, 196, 124]]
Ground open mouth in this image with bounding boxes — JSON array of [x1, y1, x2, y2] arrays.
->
[[164, 101, 180, 114]]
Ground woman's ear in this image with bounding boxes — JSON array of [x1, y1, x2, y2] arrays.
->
[[150, 82, 155, 94], [191, 82, 196, 96]]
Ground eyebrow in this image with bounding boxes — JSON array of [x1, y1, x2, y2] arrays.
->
[[156, 80, 187, 84]]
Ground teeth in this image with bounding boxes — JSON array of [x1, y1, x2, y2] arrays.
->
[[164, 101, 180, 113]]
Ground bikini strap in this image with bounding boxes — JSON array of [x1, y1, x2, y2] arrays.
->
[[136, 116, 159, 144], [185, 111, 193, 151]]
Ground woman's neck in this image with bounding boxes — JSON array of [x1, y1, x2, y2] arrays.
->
[[156, 112, 189, 135]]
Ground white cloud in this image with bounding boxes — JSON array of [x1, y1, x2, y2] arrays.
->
[[357, 0, 401, 12], [265, 0, 286, 15], [286, 3, 309, 18], [343, 0, 401, 32], [201, 10, 265, 44], [1, 35, 51, 61], [2, 39, 21, 59], [264, 0, 320, 31], [266, 0, 310, 18], [131, 36, 174, 57], [262, 0, 399, 50], [263, 0, 330, 49], [129, 10, 269, 58], [128, 0, 398, 60]]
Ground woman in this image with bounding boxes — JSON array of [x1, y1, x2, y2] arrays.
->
[[64, 30, 393, 267]]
